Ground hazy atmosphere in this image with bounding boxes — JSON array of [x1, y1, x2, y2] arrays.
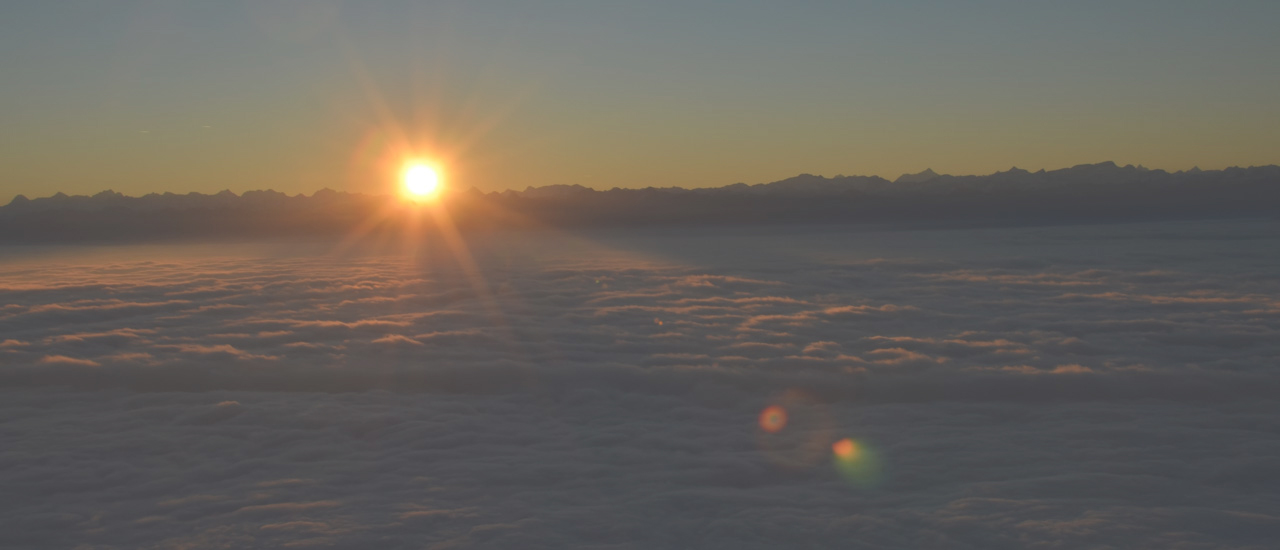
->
[[3, 2, 1279, 549]]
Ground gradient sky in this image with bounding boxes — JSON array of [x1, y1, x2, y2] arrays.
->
[[2, 0, 1278, 199]]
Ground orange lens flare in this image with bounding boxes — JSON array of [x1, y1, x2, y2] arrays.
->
[[831, 437, 884, 488], [832, 438, 858, 460], [759, 405, 787, 433]]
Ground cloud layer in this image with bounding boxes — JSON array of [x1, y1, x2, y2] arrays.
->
[[3, 219, 1279, 547]]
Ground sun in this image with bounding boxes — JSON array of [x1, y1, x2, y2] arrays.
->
[[401, 163, 441, 200]]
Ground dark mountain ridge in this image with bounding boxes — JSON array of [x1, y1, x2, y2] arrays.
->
[[3, 162, 1278, 243]]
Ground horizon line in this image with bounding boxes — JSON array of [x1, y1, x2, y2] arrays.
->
[[7, 160, 1280, 204]]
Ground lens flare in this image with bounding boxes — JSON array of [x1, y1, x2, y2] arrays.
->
[[832, 438, 858, 460], [759, 405, 787, 433], [831, 437, 885, 488]]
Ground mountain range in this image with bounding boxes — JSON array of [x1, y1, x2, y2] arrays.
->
[[3, 162, 1278, 243]]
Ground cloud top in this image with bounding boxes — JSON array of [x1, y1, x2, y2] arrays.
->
[[3, 220, 1279, 547]]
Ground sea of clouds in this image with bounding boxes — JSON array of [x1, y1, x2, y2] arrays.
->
[[3, 220, 1279, 548]]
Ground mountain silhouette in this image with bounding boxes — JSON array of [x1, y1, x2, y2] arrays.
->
[[894, 168, 941, 184], [3, 162, 1278, 243]]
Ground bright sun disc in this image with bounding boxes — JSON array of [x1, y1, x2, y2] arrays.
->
[[402, 164, 440, 199]]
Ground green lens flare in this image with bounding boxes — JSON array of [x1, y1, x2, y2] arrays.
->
[[831, 438, 885, 488]]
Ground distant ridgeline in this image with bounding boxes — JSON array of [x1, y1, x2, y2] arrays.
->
[[3, 162, 1279, 243]]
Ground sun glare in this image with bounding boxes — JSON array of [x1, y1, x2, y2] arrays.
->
[[402, 163, 441, 200]]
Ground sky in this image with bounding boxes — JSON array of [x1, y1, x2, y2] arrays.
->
[[2, 0, 1279, 199]]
